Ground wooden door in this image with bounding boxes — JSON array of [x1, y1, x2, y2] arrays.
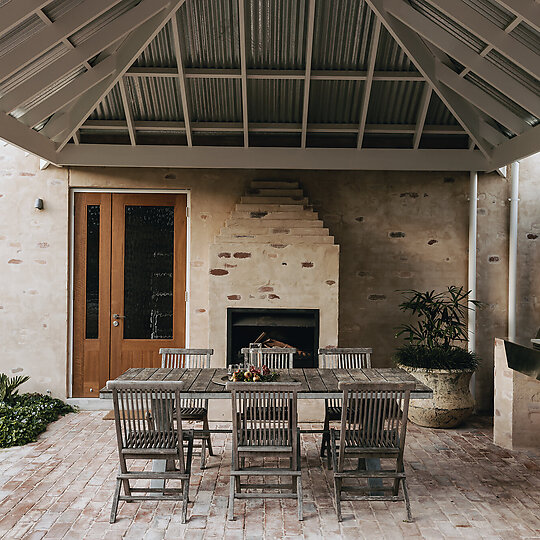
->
[[73, 193, 187, 397]]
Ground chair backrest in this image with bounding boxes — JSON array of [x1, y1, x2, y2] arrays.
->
[[318, 347, 372, 369], [337, 381, 414, 472], [108, 380, 185, 472], [160, 348, 213, 368], [241, 347, 296, 369], [227, 382, 300, 462]]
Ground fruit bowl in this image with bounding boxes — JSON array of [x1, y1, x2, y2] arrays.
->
[[228, 365, 279, 382]]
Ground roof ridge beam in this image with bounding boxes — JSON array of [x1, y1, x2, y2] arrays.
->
[[42, 1, 186, 151], [384, 0, 540, 118], [0, 0, 50, 37], [425, 0, 540, 80], [0, 0, 123, 85], [0, 0, 174, 114], [365, 0, 493, 159], [300, 0, 316, 148], [357, 18, 381, 149]]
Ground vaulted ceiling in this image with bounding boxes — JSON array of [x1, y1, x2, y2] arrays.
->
[[0, 0, 539, 170]]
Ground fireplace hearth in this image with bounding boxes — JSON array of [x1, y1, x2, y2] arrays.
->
[[227, 308, 319, 368]]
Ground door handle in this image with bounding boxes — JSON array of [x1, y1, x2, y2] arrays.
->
[[113, 314, 126, 319]]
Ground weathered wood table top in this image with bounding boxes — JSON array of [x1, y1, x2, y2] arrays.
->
[[100, 367, 432, 399]]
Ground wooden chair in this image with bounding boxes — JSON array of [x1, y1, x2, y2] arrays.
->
[[330, 381, 414, 522], [159, 348, 214, 469], [108, 380, 194, 524], [241, 347, 296, 369], [226, 382, 303, 521], [318, 348, 372, 461]]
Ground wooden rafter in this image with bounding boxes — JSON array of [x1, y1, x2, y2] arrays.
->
[[171, 12, 192, 146], [357, 18, 381, 149], [301, 0, 316, 148], [119, 78, 136, 146], [494, 0, 540, 33], [413, 84, 431, 149], [0, 0, 50, 36], [238, 0, 249, 147]]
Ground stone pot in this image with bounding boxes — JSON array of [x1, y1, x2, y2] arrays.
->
[[399, 367, 475, 428]]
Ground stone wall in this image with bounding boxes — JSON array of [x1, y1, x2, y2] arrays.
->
[[0, 143, 538, 412]]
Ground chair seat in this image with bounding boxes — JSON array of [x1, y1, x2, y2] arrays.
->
[[180, 407, 207, 420], [126, 430, 179, 450]]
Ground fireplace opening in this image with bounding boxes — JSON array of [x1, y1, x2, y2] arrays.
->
[[227, 308, 319, 368]]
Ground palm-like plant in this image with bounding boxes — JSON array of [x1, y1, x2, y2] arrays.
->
[[0, 374, 30, 404]]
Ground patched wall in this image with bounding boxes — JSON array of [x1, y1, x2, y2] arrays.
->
[[0, 146, 538, 412]]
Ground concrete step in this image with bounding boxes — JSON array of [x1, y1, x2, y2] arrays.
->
[[225, 218, 324, 228], [220, 226, 329, 236], [232, 210, 319, 220], [250, 180, 300, 189], [247, 188, 304, 198], [240, 196, 309, 205], [216, 234, 335, 244], [235, 203, 310, 212]]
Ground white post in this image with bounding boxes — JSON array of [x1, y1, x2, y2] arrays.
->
[[508, 161, 520, 341], [468, 171, 478, 399]]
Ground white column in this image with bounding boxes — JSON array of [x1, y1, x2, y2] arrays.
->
[[508, 161, 520, 341], [468, 171, 478, 398]]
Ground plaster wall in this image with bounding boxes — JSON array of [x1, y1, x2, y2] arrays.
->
[[0, 146, 538, 413]]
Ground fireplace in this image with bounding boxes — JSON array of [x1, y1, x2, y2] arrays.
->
[[227, 308, 319, 368]]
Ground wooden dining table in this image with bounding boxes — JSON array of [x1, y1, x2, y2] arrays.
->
[[100, 366, 433, 399]]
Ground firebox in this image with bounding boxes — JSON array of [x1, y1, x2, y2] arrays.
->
[[227, 308, 320, 368]]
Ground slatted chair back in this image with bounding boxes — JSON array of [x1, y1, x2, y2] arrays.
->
[[227, 382, 300, 462], [337, 381, 414, 473], [241, 347, 296, 369], [109, 380, 186, 473], [319, 348, 372, 409], [159, 348, 213, 410]]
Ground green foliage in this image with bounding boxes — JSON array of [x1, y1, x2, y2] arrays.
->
[[394, 344, 479, 371], [0, 393, 75, 448], [0, 374, 30, 404], [394, 286, 483, 371]]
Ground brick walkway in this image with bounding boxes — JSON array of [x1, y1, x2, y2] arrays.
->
[[0, 412, 538, 539]]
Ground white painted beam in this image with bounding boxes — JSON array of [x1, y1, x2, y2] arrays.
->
[[55, 144, 490, 170], [301, 0, 316, 148], [0, 0, 174, 114], [508, 161, 519, 341], [171, 12, 192, 146], [413, 84, 431, 149], [468, 169, 478, 397], [357, 18, 381, 149], [119, 78, 136, 146], [365, 0, 493, 159], [238, 0, 249, 147], [43, 1, 186, 151], [0, 0, 50, 36], [494, 0, 540, 33], [125, 66, 425, 81], [0, 0, 121, 84], [385, 0, 540, 118], [427, 0, 540, 80], [489, 124, 540, 170]]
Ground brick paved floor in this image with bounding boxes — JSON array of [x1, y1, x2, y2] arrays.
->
[[0, 412, 538, 539]]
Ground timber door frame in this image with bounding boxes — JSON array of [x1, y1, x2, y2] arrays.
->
[[68, 188, 191, 398]]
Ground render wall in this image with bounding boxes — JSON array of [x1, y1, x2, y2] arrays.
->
[[0, 143, 538, 411]]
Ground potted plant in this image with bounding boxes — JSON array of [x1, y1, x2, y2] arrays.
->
[[394, 286, 482, 428]]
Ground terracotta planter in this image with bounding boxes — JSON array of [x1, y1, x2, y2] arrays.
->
[[399, 367, 475, 428]]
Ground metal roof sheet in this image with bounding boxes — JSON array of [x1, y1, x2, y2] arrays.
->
[[309, 80, 364, 124], [248, 79, 303, 123], [188, 78, 241, 122], [367, 81, 424, 124]]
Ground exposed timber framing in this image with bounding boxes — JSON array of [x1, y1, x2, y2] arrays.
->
[[301, 0, 316, 148], [490, 124, 540, 170], [0, 0, 50, 36], [385, 0, 540, 118], [171, 11, 192, 146], [0, 0, 175, 114], [238, 0, 249, 147], [43, 1, 186, 151], [413, 84, 431, 149], [494, 0, 540, 33], [365, 0, 494, 159], [118, 78, 136, 146], [55, 145, 490, 170], [125, 66, 425, 81], [79, 119, 467, 135], [357, 18, 381, 149], [0, 0, 120, 85]]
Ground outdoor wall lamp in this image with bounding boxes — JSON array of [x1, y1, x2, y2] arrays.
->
[[34, 198, 44, 210]]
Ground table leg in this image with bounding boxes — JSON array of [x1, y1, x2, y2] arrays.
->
[[366, 458, 384, 495]]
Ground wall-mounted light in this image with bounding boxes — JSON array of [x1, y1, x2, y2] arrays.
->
[[34, 198, 44, 210]]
